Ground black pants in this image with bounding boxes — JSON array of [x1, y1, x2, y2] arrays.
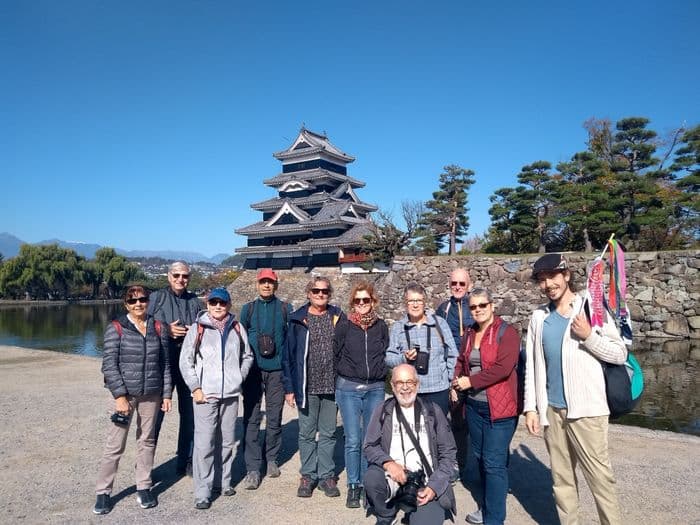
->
[[241, 367, 285, 472], [154, 366, 194, 471], [364, 464, 449, 525]]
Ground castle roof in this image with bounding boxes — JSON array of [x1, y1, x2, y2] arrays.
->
[[273, 128, 355, 164], [263, 168, 365, 189]]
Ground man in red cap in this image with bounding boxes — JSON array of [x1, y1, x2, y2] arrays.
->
[[239, 269, 290, 489]]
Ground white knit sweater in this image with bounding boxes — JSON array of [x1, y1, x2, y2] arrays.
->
[[523, 293, 627, 426]]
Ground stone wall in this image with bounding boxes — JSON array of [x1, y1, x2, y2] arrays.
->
[[228, 250, 699, 339]]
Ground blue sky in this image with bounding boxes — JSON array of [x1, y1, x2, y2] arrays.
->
[[3, 1, 698, 257]]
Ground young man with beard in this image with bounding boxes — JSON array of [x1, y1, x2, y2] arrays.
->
[[524, 254, 626, 525]]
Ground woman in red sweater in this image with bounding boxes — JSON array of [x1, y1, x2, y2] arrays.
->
[[450, 288, 520, 525]]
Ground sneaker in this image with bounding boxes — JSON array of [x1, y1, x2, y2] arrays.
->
[[222, 486, 236, 497], [466, 508, 484, 524], [136, 489, 157, 509], [318, 477, 341, 497], [346, 484, 362, 508], [195, 498, 211, 510], [93, 494, 112, 515], [267, 461, 281, 478], [297, 476, 316, 497], [242, 471, 261, 490]]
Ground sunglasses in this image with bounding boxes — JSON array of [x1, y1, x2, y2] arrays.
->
[[469, 302, 491, 311], [126, 297, 149, 305], [310, 288, 330, 295], [208, 299, 228, 307], [353, 297, 372, 305], [451, 281, 467, 287], [171, 273, 190, 279]]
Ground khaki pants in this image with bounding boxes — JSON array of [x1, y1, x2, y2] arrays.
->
[[544, 406, 621, 525], [95, 394, 161, 494]]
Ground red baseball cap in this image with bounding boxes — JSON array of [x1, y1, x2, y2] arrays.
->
[[256, 268, 278, 282]]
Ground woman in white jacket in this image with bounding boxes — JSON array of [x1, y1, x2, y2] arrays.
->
[[180, 287, 254, 509], [523, 254, 627, 525]]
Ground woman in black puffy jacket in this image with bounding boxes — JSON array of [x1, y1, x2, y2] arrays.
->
[[93, 285, 172, 515], [334, 281, 389, 509]]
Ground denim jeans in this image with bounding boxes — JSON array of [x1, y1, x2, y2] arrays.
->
[[335, 377, 385, 486], [466, 399, 517, 525], [298, 393, 337, 480]]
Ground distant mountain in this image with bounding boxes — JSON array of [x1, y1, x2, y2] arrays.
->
[[0, 233, 24, 259], [0, 232, 234, 264]]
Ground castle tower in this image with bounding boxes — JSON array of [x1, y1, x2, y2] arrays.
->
[[235, 128, 377, 269]]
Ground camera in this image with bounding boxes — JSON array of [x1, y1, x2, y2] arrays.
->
[[413, 346, 430, 376], [393, 469, 426, 513], [111, 412, 130, 427]]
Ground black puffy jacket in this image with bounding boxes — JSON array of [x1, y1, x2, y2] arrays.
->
[[334, 317, 389, 383], [101, 315, 172, 399]]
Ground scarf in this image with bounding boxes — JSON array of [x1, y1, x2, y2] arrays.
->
[[349, 309, 378, 331], [210, 313, 231, 333]]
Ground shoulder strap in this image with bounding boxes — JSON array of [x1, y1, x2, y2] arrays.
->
[[433, 318, 446, 347], [193, 323, 205, 366], [282, 301, 289, 324], [233, 321, 245, 364], [154, 320, 162, 337], [404, 325, 412, 349], [395, 401, 434, 477], [496, 321, 508, 343], [111, 319, 123, 338], [245, 300, 256, 329]]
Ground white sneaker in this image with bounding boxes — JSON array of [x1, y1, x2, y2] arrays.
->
[[466, 509, 483, 524]]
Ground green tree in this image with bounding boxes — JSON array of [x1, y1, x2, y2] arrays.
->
[[0, 244, 84, 299], [418, 165, 475, 255], [669, 124, 700, 245], [485, 161, 558, 253], [94, 247, 145, 298]]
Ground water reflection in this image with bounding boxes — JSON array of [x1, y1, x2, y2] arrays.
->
[[0, 305, 698, 435], [618, 338, 700, 435], [0, 303, 123, 356]]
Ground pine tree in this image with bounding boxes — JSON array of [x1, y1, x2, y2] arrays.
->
[[418, 165, 475, 255]]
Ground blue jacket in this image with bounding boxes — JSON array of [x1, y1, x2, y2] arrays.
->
[[435, 296, 474, 350], [282, 303, 344, 409]]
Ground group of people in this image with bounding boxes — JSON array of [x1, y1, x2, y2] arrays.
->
[[93, 255, 628, 525]]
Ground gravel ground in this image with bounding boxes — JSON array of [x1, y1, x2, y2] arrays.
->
[[1, 346, 698, 525]]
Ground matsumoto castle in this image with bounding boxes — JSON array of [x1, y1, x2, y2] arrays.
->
[[235, 128, 377, 270]]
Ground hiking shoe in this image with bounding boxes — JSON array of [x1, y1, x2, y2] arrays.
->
[[466, 508, 484, 524], [222, 486, 237, 497], [346, 484, 362, 508], [242, 471, 261, 490], [319, 477, 341, 497], [93, 494, 112, 515], [195, 498, 211, 510], [297, 476, 316, 497], [267, 461, 281, 478], [136, 489, 157, 509]]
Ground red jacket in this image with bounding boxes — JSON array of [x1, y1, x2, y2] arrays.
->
[[454, 316, 520, 421]]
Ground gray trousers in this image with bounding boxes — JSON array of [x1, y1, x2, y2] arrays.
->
[[298, 393, 337, 480], [192, 396, 239, 500], [95, 394, 161, 494]]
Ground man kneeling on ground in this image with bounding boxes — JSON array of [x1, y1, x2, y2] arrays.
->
[[363, 364, 457, 525]]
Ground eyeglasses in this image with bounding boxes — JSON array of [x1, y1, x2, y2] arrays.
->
[[469, 302, 491, 311], [406, 299, 424, 304], [208, 299, 228, 307], [310, 288, 330, 295], [171, 273, 190, 279], [392, 380, 418, 388], [353, 297, 372, 305], [126, 297, 149, 305], [450, 281, 467, 287], [259, 278, 276, 285]]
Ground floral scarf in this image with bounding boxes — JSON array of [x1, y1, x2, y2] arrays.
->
[[210, 313, 231, 333], [349, 310, 378, 331]]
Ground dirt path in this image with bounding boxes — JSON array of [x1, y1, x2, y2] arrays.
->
[[0, 346, 698, 524]]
